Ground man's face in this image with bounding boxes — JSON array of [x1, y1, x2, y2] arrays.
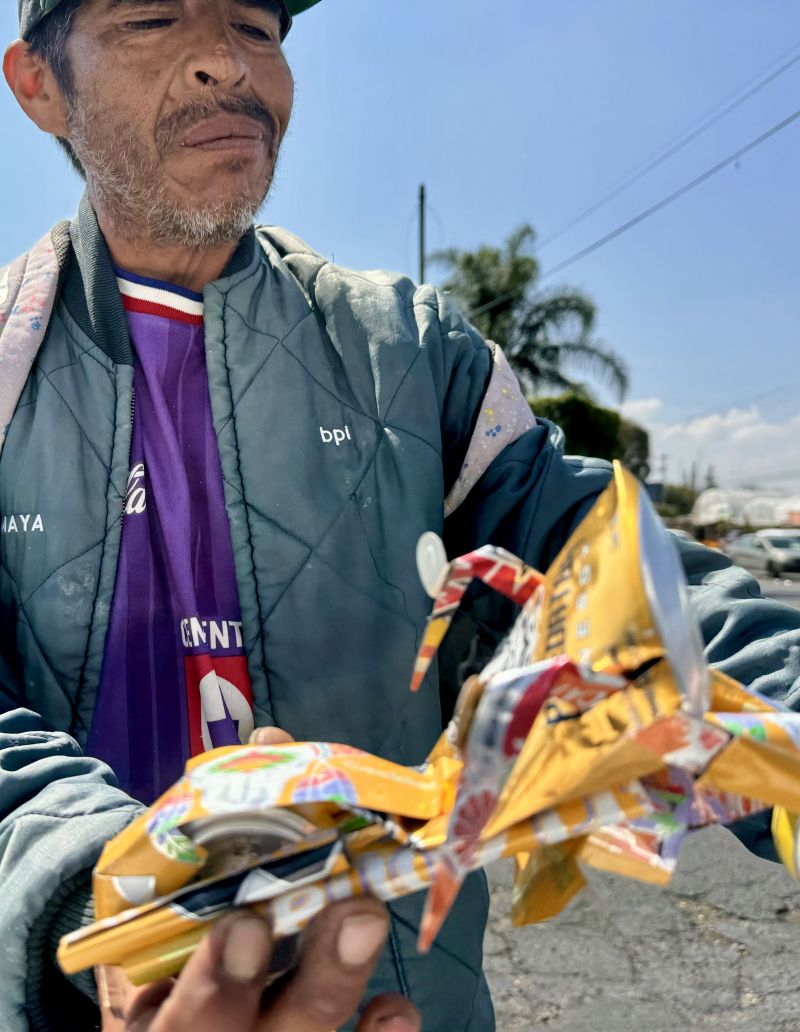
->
[[61, 0, 294, 247]]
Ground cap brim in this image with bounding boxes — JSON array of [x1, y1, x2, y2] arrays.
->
[[285, 0, 323, 14]]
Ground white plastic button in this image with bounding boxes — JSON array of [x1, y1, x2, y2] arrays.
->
[[416, 532, 449, 599]]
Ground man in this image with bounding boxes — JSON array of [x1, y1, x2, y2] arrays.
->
[[1, 1, 799, 1030]]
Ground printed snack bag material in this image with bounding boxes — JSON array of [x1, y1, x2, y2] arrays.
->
[[57, 464, 800, 985]]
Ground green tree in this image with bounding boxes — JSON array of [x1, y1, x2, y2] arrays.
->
[[657, 483, 698, 520], [534, 393, 621, 459], [618, 418, 651, 481], [432, 225, 629, 400], [533, 392, 650, 479]]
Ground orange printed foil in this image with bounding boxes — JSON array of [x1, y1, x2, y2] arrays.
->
[[58, 464, 800, 984]]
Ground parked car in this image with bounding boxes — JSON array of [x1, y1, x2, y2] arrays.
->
[[728, 529, 800, 578]]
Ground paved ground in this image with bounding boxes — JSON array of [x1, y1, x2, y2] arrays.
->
[[483, 578, 800, 1031], [760, 576, 800, 611]]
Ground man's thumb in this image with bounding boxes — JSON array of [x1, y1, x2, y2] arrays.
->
[[249, 727, 295, 746]]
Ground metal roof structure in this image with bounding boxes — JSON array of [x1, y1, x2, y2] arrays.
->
[[692, 488, 800, 528]]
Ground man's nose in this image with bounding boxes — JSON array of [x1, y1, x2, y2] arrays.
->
[[191, 46, 248, 90], [181, 18, 250, 91]]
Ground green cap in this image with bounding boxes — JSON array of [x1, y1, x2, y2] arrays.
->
[[19, 0, 322, 41]]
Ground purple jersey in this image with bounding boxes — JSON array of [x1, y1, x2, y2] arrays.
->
[[86, 271, 254, 804]]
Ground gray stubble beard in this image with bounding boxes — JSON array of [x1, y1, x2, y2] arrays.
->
[[65, 96, 274, 250]]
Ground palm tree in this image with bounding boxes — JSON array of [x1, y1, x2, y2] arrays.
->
[[431, 225, 629, 401]]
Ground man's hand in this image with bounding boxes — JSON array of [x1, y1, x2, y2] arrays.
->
[[121, 900, 419, 1031], [99, 728, 298, 1027], [249, 727, 295, 746], [104, 725, 409, 1030]]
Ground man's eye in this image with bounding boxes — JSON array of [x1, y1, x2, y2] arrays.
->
[[125, 19, 175, 31], [234, 22, 274, 42]]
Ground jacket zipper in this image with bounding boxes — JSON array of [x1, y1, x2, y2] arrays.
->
[[121, 388, 135, 524]]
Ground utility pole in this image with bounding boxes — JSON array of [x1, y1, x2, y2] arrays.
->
[[418, 183, 426, 284]]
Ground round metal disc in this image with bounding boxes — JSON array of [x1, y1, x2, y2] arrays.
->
[[187, 810, 317, 878]]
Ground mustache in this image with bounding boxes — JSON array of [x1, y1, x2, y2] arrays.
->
[[156, 95, 278, 155]]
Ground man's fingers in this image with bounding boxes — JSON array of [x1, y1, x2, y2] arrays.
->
[[356, 994, 421, 1032], [260, 899, 389, 1031], [126, 913, 274, 1032], [249, 726, 295, 745], [123, 980, 175, 1031], [97, 964, 140, 1028]]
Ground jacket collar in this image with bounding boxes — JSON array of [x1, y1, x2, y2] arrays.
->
[[66, 193, 132, 365], [62, 191, 258, 365]]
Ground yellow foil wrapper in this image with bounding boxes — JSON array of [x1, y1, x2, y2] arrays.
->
[[772, 806, 800, 879], [512, 841, 587, 925], [57, 463, 800, 983], [698, 736, 800, 813]]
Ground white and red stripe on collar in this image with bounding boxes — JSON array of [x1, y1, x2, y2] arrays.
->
[[115, 268, 204, 327]]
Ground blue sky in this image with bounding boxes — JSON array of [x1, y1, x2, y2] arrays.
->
[[2, 0, 799, 488]]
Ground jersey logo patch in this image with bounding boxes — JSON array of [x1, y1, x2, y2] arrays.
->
[[185, 654, 255, 755]]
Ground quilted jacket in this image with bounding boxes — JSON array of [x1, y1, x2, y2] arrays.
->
[[2, 195, 800, 1031]]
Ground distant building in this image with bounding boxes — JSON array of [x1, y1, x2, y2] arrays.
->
[[691, 488, 800, 528]]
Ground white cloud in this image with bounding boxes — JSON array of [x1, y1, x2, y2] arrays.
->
[[620, 399, 800, 491], [619, 397, 663, 423]]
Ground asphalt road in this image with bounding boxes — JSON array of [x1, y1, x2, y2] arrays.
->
[[761, 576, 800, 612], [483, 577, 800, 1032]]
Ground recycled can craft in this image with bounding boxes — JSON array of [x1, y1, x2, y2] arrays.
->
[[58, 463, 800, 984]]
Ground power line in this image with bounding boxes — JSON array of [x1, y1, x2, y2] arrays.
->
[[724, 465, 800, 486], [468, 105, 800, 320], [541, 107, 800, 280], [538, 42, 800, 249], [669, 380, 800, 427]]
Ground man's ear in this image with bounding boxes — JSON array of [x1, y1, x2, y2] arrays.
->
[[3, 39, 69, 137]]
